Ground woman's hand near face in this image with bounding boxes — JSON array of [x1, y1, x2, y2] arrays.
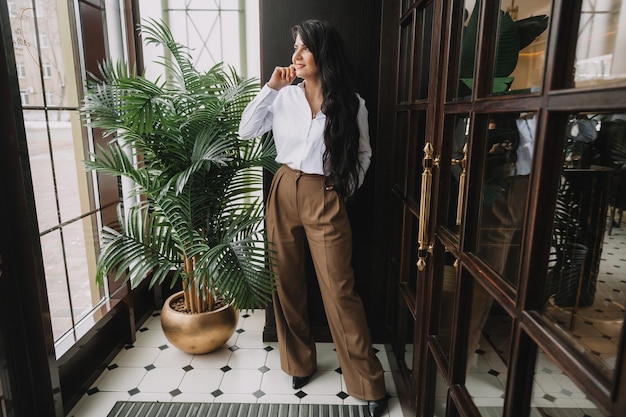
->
[[267, 65, 296, 90]]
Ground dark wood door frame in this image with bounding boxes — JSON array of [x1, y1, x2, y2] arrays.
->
[[0, 3, 63, 415]]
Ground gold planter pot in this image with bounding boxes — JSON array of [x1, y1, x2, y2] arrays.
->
[[160, 291, 238, 354]]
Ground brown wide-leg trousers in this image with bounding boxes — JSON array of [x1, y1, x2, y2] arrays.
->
[[266, 164, 385, 401]]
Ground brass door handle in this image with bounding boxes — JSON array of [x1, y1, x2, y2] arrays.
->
[[451, 143, 468, 226], [417, 142, 437, 271]]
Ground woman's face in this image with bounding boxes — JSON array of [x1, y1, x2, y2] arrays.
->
[[292, 34, 319, 80]]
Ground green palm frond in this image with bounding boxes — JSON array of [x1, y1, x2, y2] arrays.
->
[[81, 19, 276, 311], [194, 205, 276, 308], [141, 18, 202, 93], [95, 204, 184, 288]]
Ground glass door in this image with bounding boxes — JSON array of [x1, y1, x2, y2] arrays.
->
[[378, 0, 626, 416], [375, 0, 439, 412]]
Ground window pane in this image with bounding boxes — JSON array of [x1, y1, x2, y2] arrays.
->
[[65, 217, 103, 324], [50, 110, 89, 223], [409, 111, 427, 200], [432, 353, 449, 417], [531, 348, 607, 415], [402, 0, 413, 14], [392, 111, 410, 190], [457, 0, 479, 100], [24, 109, 58, 232], [403, 304, 415, 374], [575, 0, 626, 88], [41, 229, 73, 340], [437, 251, 458, 359], [10, 5, 44, 107], [459, 1, 551, 97], [37, 1, 73, 107], [543, 112, 625, 380], [399, 18, 414, 104], [476, 112, 536, 287], [9, 0, 106, 353], [414, 2, 434, 101], [466, 287, 511, 414], [140, 1, 250, 76], [492, 0, 551, 95]]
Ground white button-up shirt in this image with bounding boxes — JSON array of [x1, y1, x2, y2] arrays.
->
[[238, 82, 372, 189]]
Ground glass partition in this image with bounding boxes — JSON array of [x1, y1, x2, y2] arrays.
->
[[433, 354, 449, 417], [492, 0, 551, 95], [531, 348, 607, 415], [415, 2, 434, 101], [437, 251, 459, 360], [466, 287, 511, 414], [543, 111, 626, 381], [458, 0, 551, 97], [575, 0, 626, 88], [399, 17, 415, 105], [457, 0, 478, 100], [476, 112, 536, 287]]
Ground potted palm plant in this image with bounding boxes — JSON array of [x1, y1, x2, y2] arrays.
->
[[80, 19, 278, 354]]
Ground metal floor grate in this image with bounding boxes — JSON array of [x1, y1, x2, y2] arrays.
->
[[107, 401, 370, 417]]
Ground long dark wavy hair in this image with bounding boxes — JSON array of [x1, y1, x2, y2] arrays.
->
[[292, 20, 361, 198]]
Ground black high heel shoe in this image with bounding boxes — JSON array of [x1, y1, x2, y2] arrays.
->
[[367, 395, 388, 417], [292, 371, 315, 389]]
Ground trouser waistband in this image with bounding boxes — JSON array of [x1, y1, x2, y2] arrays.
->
[[279, 164, 325, 179]]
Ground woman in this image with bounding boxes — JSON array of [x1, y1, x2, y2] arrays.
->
[[238, 20, 387, 417]]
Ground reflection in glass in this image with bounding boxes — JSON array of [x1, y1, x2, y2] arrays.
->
[[531, 348, 606, 415], [459, 0, 550, 97], [477, 113, 536, 286], [575, 0, 626, 88], [466, 288, 510, 414], [433, 356, 448, 417], [456, 0, 478, 100], [437, 251, 458, 359], [405, 343, 414, 374], [543, 112, 626, 379], [403, 304, 415, 374], [494, 0, 550, 95]]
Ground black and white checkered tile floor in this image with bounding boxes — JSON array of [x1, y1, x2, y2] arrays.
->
[[67, 310, 401, 417], [464, 224, 625, 416], [68, 223, 624, 417]]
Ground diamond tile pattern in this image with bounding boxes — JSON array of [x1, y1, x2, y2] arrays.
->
[[67, 310, 400, 417]]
